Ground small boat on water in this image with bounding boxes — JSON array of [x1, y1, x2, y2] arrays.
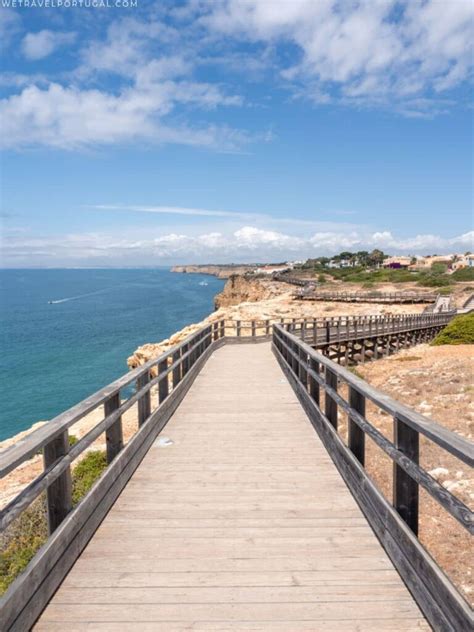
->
[[199, 281, 208, 286]]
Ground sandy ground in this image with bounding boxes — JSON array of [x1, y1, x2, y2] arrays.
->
[[348, 344, 473, 603]]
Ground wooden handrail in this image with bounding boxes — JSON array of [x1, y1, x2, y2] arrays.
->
[[274, 324, 472, 467], [272, 322, 473, 630]]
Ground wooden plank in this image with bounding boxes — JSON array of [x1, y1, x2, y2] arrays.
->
[[33, 343, 428, 631], [1, 340, 222, 632]]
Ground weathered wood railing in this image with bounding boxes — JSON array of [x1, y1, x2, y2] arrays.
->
[[219, 313, 454, 353], [0, 320, 233, 631], [295, 289, 439, 303], [273, 273, 314, 287], [272, 323, 473, 631]]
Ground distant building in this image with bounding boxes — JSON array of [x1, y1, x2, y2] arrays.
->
[[452, 254, 474, 271], [327, 259, 353, 269], [409, 254, 455, 271], [383, 256, 412, 269]]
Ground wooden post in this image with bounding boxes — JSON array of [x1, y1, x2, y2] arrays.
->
[[309, 357, 320, 405], [172, 349, 181, 388], [137, 371, 151, 427], [220, 320, 225, 338], [104, 392, 123, 464], [348, 386, 365, 466], [265, 319, 270, 335], [158, 358, 169, 403], [325, 368, 338, 429], [251, 320, 256, 338], [393, 415, 419, 535], [236, 320, 241, 337], [313, 318, 317, 345], [43, 431, 72, 534], [299, 346, 308, 389], [326, 321, 331, 344], [182, 343, 189, 375]]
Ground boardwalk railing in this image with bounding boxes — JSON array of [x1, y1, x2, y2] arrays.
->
[[295, 289, 438, 303], [0, 312, 469, 630], [0, 321, 230, 631], [219, 313, 454, 365], [272, 323, 473, 631], [273, 273, 313, 287]]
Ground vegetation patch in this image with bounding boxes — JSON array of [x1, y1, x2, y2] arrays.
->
[[452, 267, 474, 282], [431, 313, 474, 346], [0, 449, 107, 595], [72, 450, 108, 505]]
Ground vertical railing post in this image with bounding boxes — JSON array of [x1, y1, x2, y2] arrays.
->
[[299, 346, 308, 389], [137, 370, 151, 427], [265, 319, 270, 335], [43, 431, 72, 534], [348, 386, 365, 465], [158, 357, 169, 403], [236, 320, 241, 337], [309, 356, 320, 405], [325, 368, 338, 429], [326, 321, 331, 344], [213, 322, 218, 341], [172, 349, 181, 388], [220, 319, 225, 338], [104, 392, 123, 463], [393, 415, 419, 535], [251, 320, 256, 338], [182, 343, 189, 376]]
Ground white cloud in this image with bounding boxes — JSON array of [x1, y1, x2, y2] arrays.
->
[[2, 225, 472, 267], [22, 30, 76, 60], [90, 205, 261, 219], [204, 0, 474, 112], [0, 81, 247, 151]]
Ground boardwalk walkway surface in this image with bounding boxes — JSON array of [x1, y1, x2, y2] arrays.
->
[[35, 343, 429, 631]]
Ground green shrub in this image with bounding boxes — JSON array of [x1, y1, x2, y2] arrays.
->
[[452, 267, 474, 281], [317, 274, 326, 283], [417, 275, 453, 287], [0, 449, 107, 595], [72, 450, 107, 505], [325, 267, 419, 284], [0, 497, 47, 595], [431, 313, 474, 346]]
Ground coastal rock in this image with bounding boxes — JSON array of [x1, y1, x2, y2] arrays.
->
[[214, 275, 276, 309], [171, 265, 253, 278]]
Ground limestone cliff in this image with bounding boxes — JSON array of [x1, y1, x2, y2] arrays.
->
[[214, 275, 274, 309], [171, 264, 254, 278]]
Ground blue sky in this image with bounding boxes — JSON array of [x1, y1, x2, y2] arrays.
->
[[0, 0, 473, 266]]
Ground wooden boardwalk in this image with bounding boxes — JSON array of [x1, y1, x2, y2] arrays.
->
[[35, 343, 429, 631]]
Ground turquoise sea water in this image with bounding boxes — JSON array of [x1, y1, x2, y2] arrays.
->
[[0, 269, 224, 441]]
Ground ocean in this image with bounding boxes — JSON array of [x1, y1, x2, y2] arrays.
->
[[0, 268, 225, 441]]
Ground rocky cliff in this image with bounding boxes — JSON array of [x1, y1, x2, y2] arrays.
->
[[171, 264, 254, 278], [214, 275, 275, 309]]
